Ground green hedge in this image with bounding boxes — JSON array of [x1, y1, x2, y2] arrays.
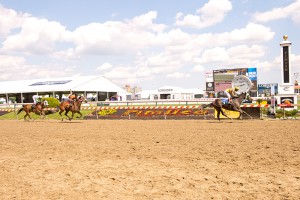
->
[[42, 97, 60, 108], [275, 109, 299, 118]]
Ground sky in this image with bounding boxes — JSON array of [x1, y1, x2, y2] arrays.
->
[[1, 0, 300, 90]]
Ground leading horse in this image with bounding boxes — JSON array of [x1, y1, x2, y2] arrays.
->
[[17, 101, 47, 121], [202, 92, 252, 121], [58, 96, 87, 121]]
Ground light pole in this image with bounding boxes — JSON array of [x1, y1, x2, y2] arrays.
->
[[294, 72, 299, 94]]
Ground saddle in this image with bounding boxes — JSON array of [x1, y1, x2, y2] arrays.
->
[[32, 102, 41, 109], [221, 98, 229, 105], [68, 99, 74, 107]]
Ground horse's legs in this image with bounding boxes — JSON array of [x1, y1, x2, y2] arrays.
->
[[215, 106, 231, 121], [59, 110, 63, 121], [239, 111, 243, 120], [76, 111, 83, 119], [231, 107, 252, 120], [65, 110, 71, 121], [24, 112, 32, 122], [239, 109, 252, 119], [220, 108, 231, 120], [70, 111, 75, 120], [59, 108, 67, 121], [41, 110, 46, 120], [23, 114, 27, 121]]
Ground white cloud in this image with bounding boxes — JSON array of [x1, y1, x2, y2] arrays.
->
[[53, 48, 79, 60], [0, 6, 28, 37], [95, 62, 113, 71], [104, 66, 133, 79], [221, 23, 275, 43], [0, 55, 74, 80], [175, 0, 232, 29], [252, 0, 300, 24], [195, 44, 267, 67], [192, 65, 205, 72], [199, 47, 229, 63], [166, 72, 191, 79], [228, 45, 266, 59], [2, 17, 70, 54], [291, 54, 300, 75], [71, 12, 163, 56], [127, 11, 166, 32]]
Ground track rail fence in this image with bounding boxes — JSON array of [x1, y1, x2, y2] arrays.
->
[[0, 100, 299, 120]]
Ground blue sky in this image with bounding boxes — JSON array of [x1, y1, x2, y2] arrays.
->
[[1, 0, 300, 90]]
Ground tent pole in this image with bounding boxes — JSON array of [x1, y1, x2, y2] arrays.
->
[[6, 93, 8, 104]]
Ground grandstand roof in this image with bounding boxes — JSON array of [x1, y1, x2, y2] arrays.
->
[[0, 75, 126, 94]]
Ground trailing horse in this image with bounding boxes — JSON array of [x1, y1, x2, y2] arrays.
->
[[17, 101, 47, 121], [202, 92, 252, 121], [57, 96, 87, 121]]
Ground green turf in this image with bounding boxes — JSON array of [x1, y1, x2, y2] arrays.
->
[[0, 110, 93, 120]]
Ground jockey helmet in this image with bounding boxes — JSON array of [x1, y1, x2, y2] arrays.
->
[[234, 86, 239, 91]]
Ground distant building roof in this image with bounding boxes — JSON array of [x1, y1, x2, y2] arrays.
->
[[136, 87, 204, 96], [0, 75, 126, 94]]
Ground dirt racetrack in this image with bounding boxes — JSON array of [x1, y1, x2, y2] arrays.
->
[[0, 119, 299, 200]]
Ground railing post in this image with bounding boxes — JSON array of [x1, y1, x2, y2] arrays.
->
[[14, 103, 18, 120], [96, 107, 99, 120], [128, 107, 131, 120]]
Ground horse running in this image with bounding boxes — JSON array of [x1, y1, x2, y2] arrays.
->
[[17, 101, 47, 121], [58, 96, 87, 121], [202, 92, 252, 121]]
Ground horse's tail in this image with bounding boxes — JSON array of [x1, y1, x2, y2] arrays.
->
[[201, 103, 212, 109], [56, 106, 60, 112], [17, 107, 24, 115]]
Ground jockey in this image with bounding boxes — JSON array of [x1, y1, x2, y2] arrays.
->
[[32, 94, 41, 109], [224, 86, 239, 104], [67, 92, 77, 106], [32, 94, 41, 104]]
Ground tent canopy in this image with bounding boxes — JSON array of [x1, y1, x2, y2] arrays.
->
[[0, 75, 126, 94]]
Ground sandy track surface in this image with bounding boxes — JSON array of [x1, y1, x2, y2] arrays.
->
[[0, 120, 299, 199]]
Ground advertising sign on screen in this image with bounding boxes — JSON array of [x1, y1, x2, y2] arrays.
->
[[280, 96, 294, 107], [205, 70, 214, 82], [206, 82, 214, 91], [258, 83, 278, 97], [247, 68, 257, 81]]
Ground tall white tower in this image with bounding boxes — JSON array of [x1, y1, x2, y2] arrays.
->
[[277, 35, 297, 109], [280, 35, 292, 85]]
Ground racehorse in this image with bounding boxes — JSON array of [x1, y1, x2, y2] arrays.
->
[[17, 101, 47, 121], [57, 96, 87, 121], [202, 92, 252, 121]]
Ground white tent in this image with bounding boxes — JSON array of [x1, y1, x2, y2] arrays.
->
[[0, 75, 125, 93], [0, 75, 127, 103]]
